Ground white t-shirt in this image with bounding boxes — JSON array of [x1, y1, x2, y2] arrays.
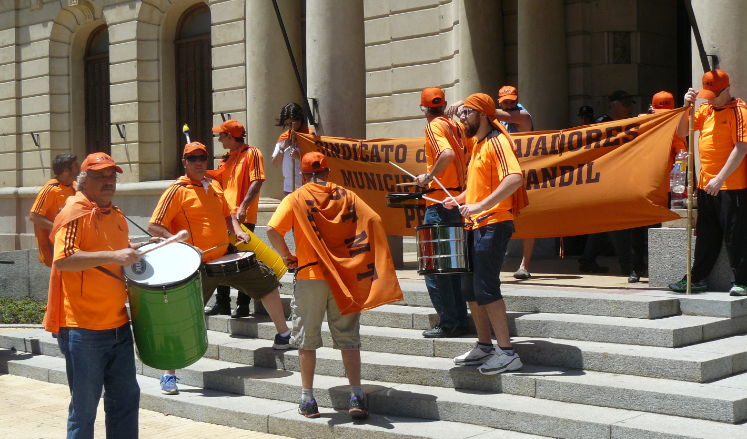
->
[[273, 142, 303, 193]]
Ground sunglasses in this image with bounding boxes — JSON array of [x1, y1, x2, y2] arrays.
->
[[459, 107, 476, 118], [185, 155, 208, 163]]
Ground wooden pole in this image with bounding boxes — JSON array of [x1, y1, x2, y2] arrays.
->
[[687, 103, 695, 295]]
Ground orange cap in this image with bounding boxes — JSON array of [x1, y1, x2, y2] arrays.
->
[[652, 91, 675, 110], [699, 70, 730, 100], [183, 142, 208, 157], [498, 85, 518, 103], [420, 87, 446, 107], [301, 152, 329, 173], [211, 120, 245, 137], [80, 152, 123, 173]]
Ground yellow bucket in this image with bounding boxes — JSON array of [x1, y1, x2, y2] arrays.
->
[[230, 225, 288, 279]]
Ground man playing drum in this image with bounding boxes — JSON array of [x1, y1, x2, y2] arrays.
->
[[414, 87, 470, 338], [267, 152, 402, 419], [444, 93, 527, 375], [148, 142, 292, 395], [43, 152, 142, 438], [29, 153, 79, 267], [206, 119, 265, 318]]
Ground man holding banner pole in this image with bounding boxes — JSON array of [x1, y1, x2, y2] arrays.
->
[[414, 87, 470, 338], [444, 93, 527, 375], [669, 69, 747, 295]]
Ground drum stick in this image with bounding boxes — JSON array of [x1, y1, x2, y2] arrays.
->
[[422, 195, 444, 204], [139, 230, 190, 256], [395, 181, 420, 187], [432, 175, 461, 207], [389, 161, 417, 178], [203, 242, 229, 254]]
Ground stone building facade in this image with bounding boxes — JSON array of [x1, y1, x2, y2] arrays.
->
[[0, 0, 743, 250]]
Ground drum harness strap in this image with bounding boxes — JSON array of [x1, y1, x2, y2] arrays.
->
[[388, 186, 462, 203]]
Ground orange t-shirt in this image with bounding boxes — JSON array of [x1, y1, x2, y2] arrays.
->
[[53, 209, 130, 330], [694, 101, 747, 190], [150, 178, 231, 262], [267, 184, 326, 281], [213, 145, 265, 224], [423, 117, 468, 206], [465, 129, 523, 228], [30, 179, 76, 266]]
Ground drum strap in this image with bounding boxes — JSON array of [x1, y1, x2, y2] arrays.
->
[[94, 266, 125, 283]]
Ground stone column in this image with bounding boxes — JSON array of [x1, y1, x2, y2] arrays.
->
[[305, 0, 366, 138], [517, 0, 568, 130], [690, 1, 747, 100], [245, 0, 303, 199], [458, 0, 504, 98]]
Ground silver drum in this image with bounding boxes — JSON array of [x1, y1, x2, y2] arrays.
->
[[415, 223, 471, 275]]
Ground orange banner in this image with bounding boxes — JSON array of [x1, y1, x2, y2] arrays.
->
[[296, 108, 685, 238]]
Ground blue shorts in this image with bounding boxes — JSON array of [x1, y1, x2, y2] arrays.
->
[[462, 221, 514, 306]]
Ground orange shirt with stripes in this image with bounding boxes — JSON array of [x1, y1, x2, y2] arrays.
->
[[694, 101, 747, 190], [150, 178, 231, 262], [30, 179, 76, 266], [213, 145, 265, 224], [465, 129, 523, 228], [53, 208, 130, 330], [423, 117, 468, 206], [267, 185, 325, 281]]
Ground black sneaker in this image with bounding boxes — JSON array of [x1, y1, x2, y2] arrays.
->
[[578, 261, 609, 273], [349, 395, 369, 420], [273, 332, 295, 350], [231, 305, 250, 318], [669, 277, 707, 293], [422, 324, 469, 338], [628, 270, 640, 283], [299, 399, 320, 418], [204, 302, 231, 316]]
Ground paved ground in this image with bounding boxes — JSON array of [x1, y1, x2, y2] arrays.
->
[[0, 374, 294, 439]]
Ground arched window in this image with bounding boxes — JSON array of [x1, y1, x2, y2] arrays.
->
[[84, 25, 110, 155], [175, 4, 213, 167]]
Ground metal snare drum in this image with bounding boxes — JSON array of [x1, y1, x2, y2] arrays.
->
[[415, 223, 471, 275], [204, 252, 257, 277]]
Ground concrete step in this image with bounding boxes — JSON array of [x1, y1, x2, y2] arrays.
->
[[0, 351, 531, 439], [278, 276, 681, 319], [4, 349, 747, 438], [657, 291, 747, 318], [207, 310, 747, 351]]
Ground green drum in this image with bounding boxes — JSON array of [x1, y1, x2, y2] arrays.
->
[[124, 241, 207, 370]]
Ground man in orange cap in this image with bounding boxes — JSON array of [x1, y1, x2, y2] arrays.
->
[[267, 151, 403, 420], [670, 70, 747, 295], [414, 87, 469, 338], [44, 152, 143, 438], [149, 142, 293, 395], [207, 120, 265, 317], [29, 153, 79, 267], [444, 93, 526, 375]]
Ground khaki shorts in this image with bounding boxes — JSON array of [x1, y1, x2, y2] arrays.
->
[[200, 261, 280, 304], [290, 279, 361, 350]]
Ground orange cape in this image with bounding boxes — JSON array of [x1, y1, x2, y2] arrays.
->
[[42, 192, 115, 334], [289, 182, 403, 314], [464, 93, 529, 215]]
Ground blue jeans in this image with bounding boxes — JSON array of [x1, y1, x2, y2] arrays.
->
[[57, 323, 140, 439], [463, 221, 514, 306], [423, 204, 468, 327]]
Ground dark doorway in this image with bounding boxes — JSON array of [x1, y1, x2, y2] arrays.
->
[[84, 25, 110, 155], [175, 4, 213, 170], [676, 0, 693, 106]]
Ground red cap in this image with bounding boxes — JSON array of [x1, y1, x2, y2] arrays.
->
[[80, 152, 123, 173], [498, 85, 518, 103], [420, 87, 446, 107], [183, 142, 208, 157], [699, 70, 730, 100], [211, 120, 245, 137], [301, 152, 329, 173], [651, 91, 675, 113]]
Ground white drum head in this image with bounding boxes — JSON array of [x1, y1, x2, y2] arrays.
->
[[205, 252, 254, 265], [124, 241, 202, 287]]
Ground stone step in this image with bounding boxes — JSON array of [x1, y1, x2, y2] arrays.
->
[[0, 351, 531, 439], [666, 291, 747, 318], [278, 276, 681, 319], [5, 329, 747, 423], [208, 310, 747, 350], [4, 350, 747, 438]]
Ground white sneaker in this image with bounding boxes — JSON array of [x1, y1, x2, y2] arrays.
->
[[477, 350, 522, 375], [453, 342, 494, 365]]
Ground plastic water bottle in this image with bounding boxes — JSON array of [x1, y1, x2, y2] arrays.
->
[[670, 151, 687, 209]]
